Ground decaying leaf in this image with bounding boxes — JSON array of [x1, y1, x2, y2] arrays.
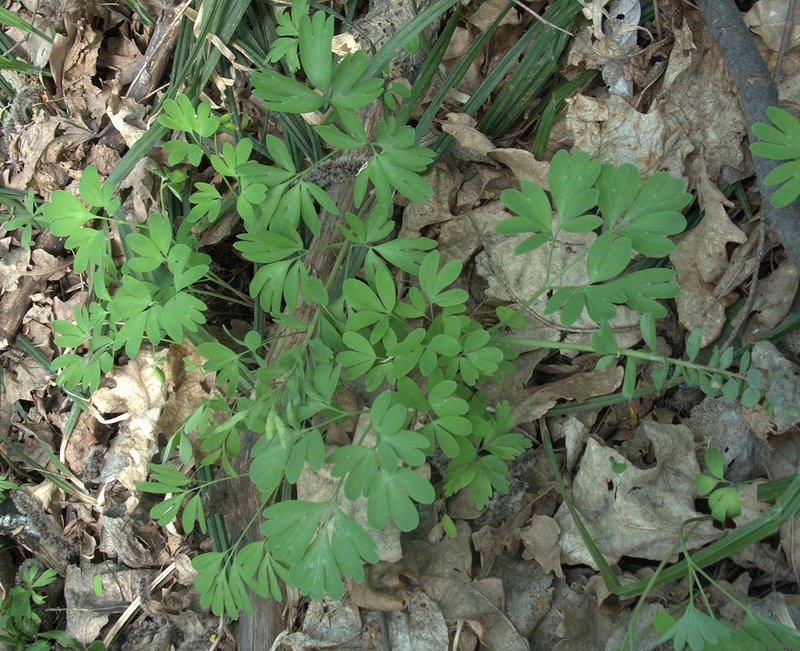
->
[[566, 14, 748, 186], [743, 260, 800, 343], [743, 341, 800, 437], [92, 350, 166, 514], [510, 366, 623, 426], [520, 515, 564, 578], [401, 521, 529, 651], [670, 170, 747, 345], [744, 0, 800, 51], [555, 421, 720, 568], [0, 236, 30, 293], [65, 562, 155, 643]]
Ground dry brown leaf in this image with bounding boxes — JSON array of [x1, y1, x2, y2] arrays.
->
[[474, 203, 641, 349], [65, 562, 155, 643], [400, 163, 457, 238], [566, 14, 748, 186], [156, 342, 215, 444], [4, 114, 60, 190], [555, 421, 721, 568], [399, 521, 529, 650], [92, 351, 166, 514], [0, 236, 30, 293], [520, 515, 563, 578], [510, 366, 623, 426], [52, 17, 106, 126], [298, 416, 405, 562], [468, 0, 520, 30], [565, 93, 692, 180], [107, 96, 148, 147], [744, 0, 800, 51], [385, 590, 449, 651], [488, 148, 550, 189], [441, 113, 496, 163], [662, 20, 695, 89], [670, 172, 747, 345], [743, 260, 800, 343], [742, 341, 800, 438]]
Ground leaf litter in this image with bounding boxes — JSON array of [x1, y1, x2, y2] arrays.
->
[[1, 0, 800, 649]]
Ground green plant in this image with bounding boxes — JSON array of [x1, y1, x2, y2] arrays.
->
[[7, 0, 791, 630], [0, 562, 102, 651], [650, 518, 800, 651], [750, 105, 800, 208], [696, 448, 741, 523]]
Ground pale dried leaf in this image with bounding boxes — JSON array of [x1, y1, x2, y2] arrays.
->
[[520, 515, 564, 578], [298, 445, 404, 562], [565, 93, 692, 180], [488, 148, 550, 189], [744, 0, 800, 51], [385, 590, 449, 651], [468, 0, 520, 30], [743, 341, 800, 437], [670, 172, 747, 345], [441, 113, 496, 163], [65, 562, 155, 643], [555, 421, 721, 567], [511, 367, 623, 426], [0, 236, 30, 293], [400, 164, 458, 238], [744, 260, 800, 343]]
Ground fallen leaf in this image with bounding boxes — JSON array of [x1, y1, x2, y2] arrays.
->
[[520, 515, 564, 578], [93, 351, 166, 514], [488, 148, 550, 189], [65, 561, 155, 643], [743, 260, 800, 343], [743, 341, 800, 437], [401, 521, 530, 651], [670, 170, 747, 345], [0, 236, 30, 293], [744, 0, 800, 51], [441, 113, 496, 163], [555, 421, 721, 568], [511, 366, 623, 426]]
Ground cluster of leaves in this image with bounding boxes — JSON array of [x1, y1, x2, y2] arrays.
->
[[653, 510, 800, 651], [0, 562, 102, 651], [498, 149, 691, 327], [15, 1, 792, 634], [750, 105, 800, 208]]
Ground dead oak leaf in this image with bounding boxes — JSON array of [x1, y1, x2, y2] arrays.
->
[[510, 366, 623, 426], [520, 515, 564, 578], [670, 172, 747, 345], [0, 236, 30, 293], [555, 421, 721, 568], [744, 0, 800, 51]]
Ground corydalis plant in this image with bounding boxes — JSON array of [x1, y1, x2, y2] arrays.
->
[[21, 0, 786, 627], [497, 149, 691, 328]]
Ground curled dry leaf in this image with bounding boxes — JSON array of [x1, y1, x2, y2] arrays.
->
[[441, 112, 496, 163], [510, 366, 623, 426], [744, 0, 800, 51], [92, 350, 166, 514], [670, 171, 747, 345], [743, 341, 800, 437], [743, 260, 800, 343], [555, 421, 721, 568], [520, 515, 564, 578], [0, 236, 30, 293], [566, 14, 748, 186]]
